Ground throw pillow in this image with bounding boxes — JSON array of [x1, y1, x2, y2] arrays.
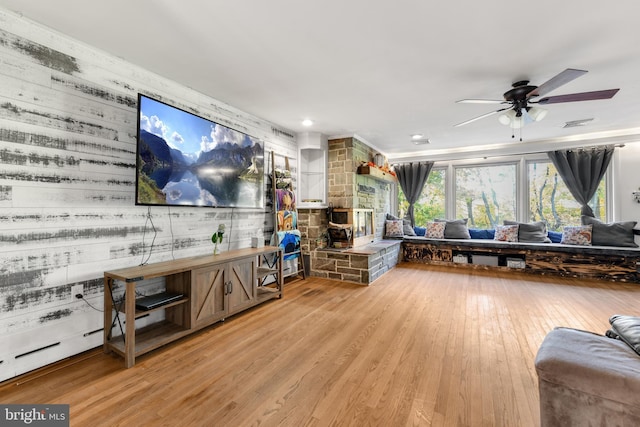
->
[[403, 223, 417, 236], [547, 230, 562, 243], [434, 218, 471, 239], [581, 216, 638, 248], [503, 220, 551, 243], [469, 228, 495, 239], [386, 213, 416, 236], [413, 226, 426, 236], [494, 224, 519, 242], [425, 221, 446, 239], [560, 225, 592, 246], [385, 220, 404, 238]]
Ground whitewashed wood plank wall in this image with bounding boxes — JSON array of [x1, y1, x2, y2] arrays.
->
[[0, 9, 298, 381]]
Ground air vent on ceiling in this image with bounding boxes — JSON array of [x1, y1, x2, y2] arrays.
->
[[563, 118, 594, 128], [412, 138, 430, 145]]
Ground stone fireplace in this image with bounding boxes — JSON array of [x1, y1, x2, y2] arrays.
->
[[326, 136, 393, 238], [301, 135, 401, 284]]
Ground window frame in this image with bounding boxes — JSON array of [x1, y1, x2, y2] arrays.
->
[[395, 153, 612, 226], [452, 160, 519, 226]]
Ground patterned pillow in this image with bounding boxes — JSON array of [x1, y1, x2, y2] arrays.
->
[[560, 225, 593, 246], [386, 213, 416, 236], [385, 220, 404, 238], [425, 221, 446, 239], [494, 224, 519, 242]]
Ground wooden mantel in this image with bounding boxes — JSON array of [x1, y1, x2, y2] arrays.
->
[[357, 165, 397, 183]]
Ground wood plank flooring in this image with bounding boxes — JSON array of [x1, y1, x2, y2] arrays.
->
[[2, 263, 639, 426]]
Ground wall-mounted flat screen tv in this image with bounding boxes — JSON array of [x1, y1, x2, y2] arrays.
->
[[135, 94, 264, 208]]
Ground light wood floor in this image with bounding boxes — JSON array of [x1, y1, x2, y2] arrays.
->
[[3, 263, 640, 426]]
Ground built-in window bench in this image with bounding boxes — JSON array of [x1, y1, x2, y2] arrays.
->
[[311, 240, 402, 284], [402, 237, 640, 283]]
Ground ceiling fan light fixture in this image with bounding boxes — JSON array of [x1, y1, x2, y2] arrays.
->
[[498, 109, 516, 126], [509, 114, 527, 129], [528, 106, 548, 122], [510, 115, 524, 129]]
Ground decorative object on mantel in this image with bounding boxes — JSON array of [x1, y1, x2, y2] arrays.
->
[[357, 161, 397, 183], [374, 153, 385, 167], [211, 224, 225, 255]]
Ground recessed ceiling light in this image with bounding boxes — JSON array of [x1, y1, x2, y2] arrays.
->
[[411, 134, 429, 145], [302, 119, 313, 127]]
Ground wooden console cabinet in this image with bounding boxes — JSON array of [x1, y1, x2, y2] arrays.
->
[[103, 246, 283, 367]]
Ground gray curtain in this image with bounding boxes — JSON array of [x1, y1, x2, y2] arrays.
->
[[547, 146, 614, 217], [395, 161, 434, 226]]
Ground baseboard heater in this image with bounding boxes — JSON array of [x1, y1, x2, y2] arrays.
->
[[15, 342, 61, 359]]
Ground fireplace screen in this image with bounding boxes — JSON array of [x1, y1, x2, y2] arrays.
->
[[330, 208, 375, 247]]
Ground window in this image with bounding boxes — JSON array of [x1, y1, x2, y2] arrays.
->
[[397, 168, 445, 226], [528, 160, 606, 231], [395, 155, 610, 230], [455, 164, 517, 228]]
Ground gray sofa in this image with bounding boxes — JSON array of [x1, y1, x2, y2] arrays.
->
[[535, 326, 640, 426]]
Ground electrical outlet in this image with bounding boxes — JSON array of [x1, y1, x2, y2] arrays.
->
[[71, 284, 84, 300]]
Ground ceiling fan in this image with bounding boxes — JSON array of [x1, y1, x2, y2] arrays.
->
[[455, 68, 619, 130]]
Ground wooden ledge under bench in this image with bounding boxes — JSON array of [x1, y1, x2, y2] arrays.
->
[[402, 236, 640, 283]]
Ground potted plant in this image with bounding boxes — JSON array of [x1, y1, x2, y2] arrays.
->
[[211, 224, 225, 255]]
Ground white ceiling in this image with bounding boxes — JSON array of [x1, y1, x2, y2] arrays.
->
[[2, 1, 640, 160]]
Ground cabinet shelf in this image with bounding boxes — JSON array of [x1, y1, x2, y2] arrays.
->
[[299, 144, 327, 207], [257, 285, 281, 302], [115, 297, 190, 318], [106, 320, 190, 357], [257, 266, 278, 279]]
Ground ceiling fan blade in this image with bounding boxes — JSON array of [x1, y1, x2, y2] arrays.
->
[[454, 108, 510, 127], [456, 99, 506, 104], [537, 88, 619, 104], [527, 68, 588, 98]]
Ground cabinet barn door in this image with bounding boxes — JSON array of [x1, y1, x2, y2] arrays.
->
[[227, 257, 256, 315], [192, 264, 227, 327]]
